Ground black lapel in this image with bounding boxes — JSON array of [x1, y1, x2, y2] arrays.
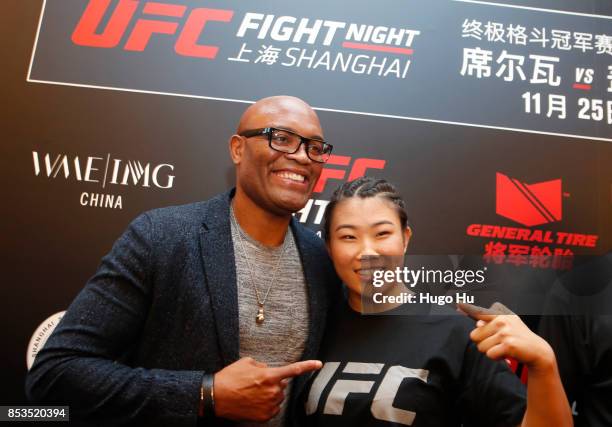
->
[[291, 218, 328, 361], [199, 190, 240, 365], [288, 221, 335, 422]]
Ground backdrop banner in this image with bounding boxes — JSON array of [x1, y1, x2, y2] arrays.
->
[[1, 1, 610, 425]]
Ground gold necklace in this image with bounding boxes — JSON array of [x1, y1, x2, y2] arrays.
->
[[230, 206, 289, 324]]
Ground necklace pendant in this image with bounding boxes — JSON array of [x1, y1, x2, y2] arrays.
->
[[256, 307, 265, 324]]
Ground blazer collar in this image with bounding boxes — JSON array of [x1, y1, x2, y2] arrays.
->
[[198, 189, 325, 365], [198, 189, 239, 366], [289, 219, 328, 361]]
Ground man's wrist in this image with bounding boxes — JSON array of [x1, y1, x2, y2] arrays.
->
[[198, 373, 215, 419]]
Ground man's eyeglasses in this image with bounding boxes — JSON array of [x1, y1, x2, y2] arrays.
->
[[239, 127, 333, 163]]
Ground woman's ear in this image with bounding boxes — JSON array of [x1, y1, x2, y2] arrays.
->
[[403, 227, 412, 253]]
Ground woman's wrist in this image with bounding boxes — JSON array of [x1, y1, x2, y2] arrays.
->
[[526, 340, 557, 375]]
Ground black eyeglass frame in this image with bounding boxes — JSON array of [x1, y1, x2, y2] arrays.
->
[[238, 127, 333, 163]]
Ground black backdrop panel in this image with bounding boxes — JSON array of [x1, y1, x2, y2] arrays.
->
[[1, 1, 611, 419]]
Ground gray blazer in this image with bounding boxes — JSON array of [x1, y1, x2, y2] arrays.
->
[[25, 189, 339, 426]]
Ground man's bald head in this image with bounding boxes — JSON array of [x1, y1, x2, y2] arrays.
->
[[237, 96, 322, 139], [229, 95, 326, 217]]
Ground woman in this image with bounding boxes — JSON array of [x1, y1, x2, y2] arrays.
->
[[300, 177, 572, 427]]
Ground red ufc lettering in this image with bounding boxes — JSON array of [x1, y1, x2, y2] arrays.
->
[[175, 8, 233, 58], [313, 155, 386, 193], [72, 0, 233, 59], [125, 2, 186, 51], [72, 0, 138, 48], [347, 158, 386, 181], [313, 155, 350, 193]]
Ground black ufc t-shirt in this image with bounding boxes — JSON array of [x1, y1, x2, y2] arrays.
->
[[300, 302, 526, 427], [539, 315, 612, 427], [536, 254, 612, 427]]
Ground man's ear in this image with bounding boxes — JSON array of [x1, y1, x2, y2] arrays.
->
[[403, 227, 412, 253], [229, 135, 244, 165]]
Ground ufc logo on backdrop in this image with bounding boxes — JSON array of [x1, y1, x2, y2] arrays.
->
[[305, 362, 428, 426], [313, 155, 386, 193], [297, 155, 386, 225], [72, 0, 234, 58]]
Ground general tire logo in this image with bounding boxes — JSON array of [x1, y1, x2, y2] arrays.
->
[[496, 172, 562, 227]]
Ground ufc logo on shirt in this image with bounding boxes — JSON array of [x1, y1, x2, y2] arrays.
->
[[305, 362, 429, 426]]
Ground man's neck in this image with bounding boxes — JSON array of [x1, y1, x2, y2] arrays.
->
[[231, 192, 292, 247]]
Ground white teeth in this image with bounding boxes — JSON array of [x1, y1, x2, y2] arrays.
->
[[277, 171, 305, 182]]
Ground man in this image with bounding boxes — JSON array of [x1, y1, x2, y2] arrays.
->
[[26, 96, 340, 426]]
